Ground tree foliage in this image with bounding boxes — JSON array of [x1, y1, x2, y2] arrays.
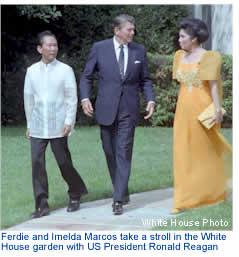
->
[[6, 5, 231, 127], [16, 5, 62, 23]]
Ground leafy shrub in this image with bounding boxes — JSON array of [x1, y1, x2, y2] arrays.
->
[[2, 5, 189, 125], [221, 55, 232, 127]]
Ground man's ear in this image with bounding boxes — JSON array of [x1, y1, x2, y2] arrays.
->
[[114, 26, 120, 36], [37, 45, 42, 55]]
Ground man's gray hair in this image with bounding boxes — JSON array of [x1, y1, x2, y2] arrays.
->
[[113, 14, 135, 29]]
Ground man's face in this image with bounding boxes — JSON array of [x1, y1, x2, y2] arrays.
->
[[37, 36, 58, 64], [115, 22, 135, 44]]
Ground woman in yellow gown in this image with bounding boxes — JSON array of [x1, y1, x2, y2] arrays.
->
[[172, 18, 232, 214]]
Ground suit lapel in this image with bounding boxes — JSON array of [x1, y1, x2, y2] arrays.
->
[[107, 39, 135, 82], [123, 43, 135, 82], [108, 39, 121, 80]]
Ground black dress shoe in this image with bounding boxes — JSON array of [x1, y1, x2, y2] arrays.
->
[[67, 199, 80, 212], [122, 195, 130, 205], [31, 207, 50, 219], [113, 201, 123, 215]]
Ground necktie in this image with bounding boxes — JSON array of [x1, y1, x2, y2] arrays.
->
[[119, 45, 124, 79]]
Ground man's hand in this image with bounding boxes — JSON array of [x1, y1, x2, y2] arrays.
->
[[82, 99, 94, 117], [144, 102, 155, 120], [62, 124, 72, 137], [26, 129, 30, 139]]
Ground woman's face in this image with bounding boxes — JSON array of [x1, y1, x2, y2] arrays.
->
[[178, 29, 195, 51]]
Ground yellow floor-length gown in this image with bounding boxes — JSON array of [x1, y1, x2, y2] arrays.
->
[[172, 50, 232, 210]]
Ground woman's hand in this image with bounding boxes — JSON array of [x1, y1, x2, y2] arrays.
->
[[209, 80, 223, 124], [211, 110, 223, 124]]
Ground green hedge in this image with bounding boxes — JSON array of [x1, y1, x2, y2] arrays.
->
[[145, 53, 232, 128], [2, 6, 231, 128], [2, 5, 189, 126]]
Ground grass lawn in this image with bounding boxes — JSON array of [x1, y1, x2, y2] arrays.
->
[[1, 126, 232, 229]]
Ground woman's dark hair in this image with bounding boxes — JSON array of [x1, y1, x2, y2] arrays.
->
[[180, 18, 209, 44], [37, 30, 57, 46]]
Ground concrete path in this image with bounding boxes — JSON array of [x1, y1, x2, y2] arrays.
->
[[7, 188, 174, 231]]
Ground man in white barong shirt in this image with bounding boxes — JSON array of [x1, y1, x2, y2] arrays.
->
[[24, 31, 87, 218]]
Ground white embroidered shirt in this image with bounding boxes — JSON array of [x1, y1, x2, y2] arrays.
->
[[24, 59, 77, 138]]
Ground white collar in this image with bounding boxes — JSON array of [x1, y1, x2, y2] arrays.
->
[[40, 58, 57, 68], [113, 36, 128, 49]]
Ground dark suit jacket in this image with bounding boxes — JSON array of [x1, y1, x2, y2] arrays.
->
[[80, 38, 154, 126]]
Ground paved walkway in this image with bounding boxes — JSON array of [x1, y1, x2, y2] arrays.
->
[[7, 188, 174, 231]]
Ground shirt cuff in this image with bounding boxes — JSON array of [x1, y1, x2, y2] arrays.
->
[[81, 98, 89, 103], [64, 118, 73, 126]]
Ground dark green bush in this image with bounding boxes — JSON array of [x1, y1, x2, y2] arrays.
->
[[2, 5, 189, 125], [221, 55, 232, 127], [3, 5, 231, 128]]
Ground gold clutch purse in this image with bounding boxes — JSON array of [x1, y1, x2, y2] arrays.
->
[[198, 103, 226, 129]]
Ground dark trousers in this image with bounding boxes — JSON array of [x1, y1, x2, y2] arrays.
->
[[30, 136, 88, 209], [100, 92, 135, 202]]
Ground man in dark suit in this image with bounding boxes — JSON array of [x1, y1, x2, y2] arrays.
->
[[80, 14, 155, 215]]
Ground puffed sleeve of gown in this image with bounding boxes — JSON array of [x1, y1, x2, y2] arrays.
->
[[200, 51, 223, 102], [199, 51, 222, 80], [172, 50, 184, 79]]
